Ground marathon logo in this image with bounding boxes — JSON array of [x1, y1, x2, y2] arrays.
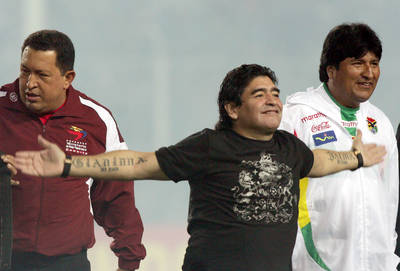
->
[[312, 130, 337, 146], [301, 112, 327, 123]]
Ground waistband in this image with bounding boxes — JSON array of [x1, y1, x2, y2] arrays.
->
[[12, 249, 87, 268]]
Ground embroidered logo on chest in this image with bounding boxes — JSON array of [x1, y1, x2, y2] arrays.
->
[[65, 126, 88, 155], [311, 121, 331, 133], [312, 130, 337, 146], [9, 92, 18, 102], [301, 112, 327, 123], [366, 117, 378, 134]]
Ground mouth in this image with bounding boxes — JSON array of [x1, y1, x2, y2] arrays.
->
[[357, 81, 374, 88], [262, 109, 280, 115], [24, 92, 41, 102]]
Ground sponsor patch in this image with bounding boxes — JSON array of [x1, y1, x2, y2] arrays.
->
[[66, 139, 88, 155], [301, 112, 327, 123], [65, 126, 88, 155], [312, 130, 337, 146], [366, 117, 378, 134], [10, 92, 18, 102], [68, 126, 88, 140], [311, 121, 330, 133]]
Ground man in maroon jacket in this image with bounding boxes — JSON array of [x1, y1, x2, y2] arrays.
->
[[0, 30, 146, 270]]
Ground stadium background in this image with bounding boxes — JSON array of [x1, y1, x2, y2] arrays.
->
[[1, 1, 399, 270]]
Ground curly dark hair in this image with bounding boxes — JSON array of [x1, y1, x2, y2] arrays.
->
[[319, 23, 382, 82], [215, 64, 278, 130], [22, 30, 75, 74]]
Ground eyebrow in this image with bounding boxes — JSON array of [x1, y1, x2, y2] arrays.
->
[[251, 87, 280, 95], [21, 64, 48, 73]]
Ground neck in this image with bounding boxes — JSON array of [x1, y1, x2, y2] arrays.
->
[[232, 126, 274, 141], [326, 82, 359, 108]]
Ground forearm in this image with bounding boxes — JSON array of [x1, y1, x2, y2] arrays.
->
[[308, 149, 358, 177], [68, 150, 168, 180]]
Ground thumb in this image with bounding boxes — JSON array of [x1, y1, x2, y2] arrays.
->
[[356, 129, 363, 139], [38, 134, 53, 149], [353, 129, 363, 147]]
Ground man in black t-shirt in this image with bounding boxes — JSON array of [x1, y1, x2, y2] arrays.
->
[[12, 64, 386, 271]]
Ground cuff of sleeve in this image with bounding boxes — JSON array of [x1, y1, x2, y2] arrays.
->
[[119, 258, 141, 271]]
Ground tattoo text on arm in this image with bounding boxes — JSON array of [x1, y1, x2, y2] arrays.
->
[[72, 156, 148, 172], [327, 151, 356, 165]]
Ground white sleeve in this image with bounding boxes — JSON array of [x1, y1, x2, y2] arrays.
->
[[386, 130, 399, 250]]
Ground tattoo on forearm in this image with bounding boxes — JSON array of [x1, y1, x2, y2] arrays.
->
[[72, 156, 147, 172], [327, 151, 356, 165]]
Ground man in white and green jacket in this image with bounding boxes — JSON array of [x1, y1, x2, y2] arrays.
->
[[280, 23, 399, 271]]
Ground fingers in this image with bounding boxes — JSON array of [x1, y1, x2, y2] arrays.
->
[[11, 179, 20, 186], [362, 144, 387, 166], [351, 129, 363, 151], [1, 154, 18, 176]]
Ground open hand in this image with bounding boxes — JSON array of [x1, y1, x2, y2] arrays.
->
[[15, 135, 66, 177], [352, 129, 386, 167]]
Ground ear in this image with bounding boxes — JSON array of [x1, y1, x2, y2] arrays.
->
[[224, 102, 240, 120], [326, 65, 336, 80], [63, 70, 76, 90]]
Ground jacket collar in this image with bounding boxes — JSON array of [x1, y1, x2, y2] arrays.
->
[[1, 78, 84, 119]]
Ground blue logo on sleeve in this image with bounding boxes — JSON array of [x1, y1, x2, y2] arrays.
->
[[312, 130, 337, 146]]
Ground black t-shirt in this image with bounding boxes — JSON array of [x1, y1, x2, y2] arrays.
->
[[156, 128, 314, 271]]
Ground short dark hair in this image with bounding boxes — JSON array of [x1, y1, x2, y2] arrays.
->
[[215, 64, 278, 130], [21, 30, 75, 74], [319, 23, 382, 82]]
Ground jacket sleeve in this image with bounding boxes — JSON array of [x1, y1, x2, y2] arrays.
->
[[91, 178, 146, 270], [386, 125, 400, 256], [90, 123, 146, 270]]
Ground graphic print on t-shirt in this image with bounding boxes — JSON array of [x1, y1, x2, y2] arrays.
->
[[231, 152, 294, 224]]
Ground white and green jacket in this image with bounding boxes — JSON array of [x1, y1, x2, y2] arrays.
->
[[280, 83, 399, 271]]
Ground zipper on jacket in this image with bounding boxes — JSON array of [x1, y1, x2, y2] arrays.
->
[[34, 122, 46, 251]]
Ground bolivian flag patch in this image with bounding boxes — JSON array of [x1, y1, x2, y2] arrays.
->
[[367, 117, 378, 134]]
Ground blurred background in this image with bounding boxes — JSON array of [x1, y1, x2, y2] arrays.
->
[[1, 0, 400, 270]]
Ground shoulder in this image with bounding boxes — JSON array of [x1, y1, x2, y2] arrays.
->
[[68, 87, 120, 129], [0, 80, 19, 104], [274, 129, 299, 143], [361, 101, 394, 132], [274, 129, 310, 150], [175, 128, 212, 146], [68, 87, 126, 150], [71, 88, 114, 117]]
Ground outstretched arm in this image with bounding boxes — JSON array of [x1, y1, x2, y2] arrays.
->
[[308, 130, 386, 177], [13, 135, 168, 180]]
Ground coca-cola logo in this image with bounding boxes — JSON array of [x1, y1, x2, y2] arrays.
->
[[311, 121, 330, 133]]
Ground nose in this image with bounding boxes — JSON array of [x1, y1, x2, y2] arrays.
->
[[264, 92, 277, 105], [26, 73, 38, 89], [361, 64, 374, 79]]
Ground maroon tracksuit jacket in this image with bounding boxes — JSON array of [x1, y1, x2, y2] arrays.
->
[[0, 79, 146, 270]]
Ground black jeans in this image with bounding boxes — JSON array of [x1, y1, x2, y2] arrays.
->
[[10, 250, 90, 271]]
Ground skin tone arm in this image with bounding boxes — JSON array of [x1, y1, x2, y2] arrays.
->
[[8, 135, 167, 180], [10, 130, 385, 180], [308, 129, 386, 177]]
